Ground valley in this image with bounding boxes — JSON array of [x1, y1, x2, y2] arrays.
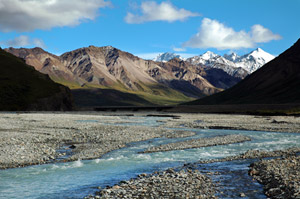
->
[[0, 1, 299, 199]]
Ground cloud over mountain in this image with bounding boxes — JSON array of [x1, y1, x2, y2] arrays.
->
[[0, 0, 111, 32], [1, 35, 45, 48], [183, 18, 281, 50], [125, 1, 200, 24], [251, 24, 282, 43]]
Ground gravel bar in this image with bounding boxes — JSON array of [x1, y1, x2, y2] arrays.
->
[[85, 168, 217, 199], [0, 113, 173, 169], [141, 134, 251, 153], [249, 155, 300, 199], [196, 147, 300, 164]]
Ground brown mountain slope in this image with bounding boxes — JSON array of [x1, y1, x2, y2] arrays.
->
[[186, 38, 300, 105], [155, 58, 221, 97], [5, 47, 76, 85], [6, 46, 230, 105], [0, 48, 73, 111]]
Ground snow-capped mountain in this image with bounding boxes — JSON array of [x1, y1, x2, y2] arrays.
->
[[233, 48, 275, 73], [153, 52, 183, 62], [186, 51, 248, 79], [186, 48, 275, 78], [187, 51, 218, 65], [224, 53, 239, 62]]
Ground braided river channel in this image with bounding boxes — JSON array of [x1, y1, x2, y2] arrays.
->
[[1, 116, 300, 198]]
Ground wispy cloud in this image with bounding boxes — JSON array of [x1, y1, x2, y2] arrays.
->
[[2, 35, 46, 48], [183, 18, 282, 50], [125, 1, 200, 24], [135, 52, 162, 60], [0, 0, 111, 32], [135, 52, 197, 60], [172, 47, 186, 52]]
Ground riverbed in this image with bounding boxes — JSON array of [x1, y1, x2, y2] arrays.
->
[[0, 112, 300, 198]]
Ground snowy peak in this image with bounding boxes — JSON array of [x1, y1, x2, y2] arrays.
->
[[236, 48, 275, 73], [200, 51, 218, 60], [224, 52, 240, 62], [186, 51, 222, 66], [153, 52, 182, 62], [246, 48, 274, 62]]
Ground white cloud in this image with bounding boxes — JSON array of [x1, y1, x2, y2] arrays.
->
[[183, 18, 282, 50], [3, 35, 30, 47], [2, 35, 46, 48], [125, 1, 200, 24], [0, 0, 111, 32], [135, 52, 197, 60], [32, 38, 46, 48], [135, 52, 162, 60], [251, 24, 282, 43], [172, 47, 186, 52]]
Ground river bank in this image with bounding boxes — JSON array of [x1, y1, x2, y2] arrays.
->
[[0, 113, 173, 169], [249, 155, 300, 198], [1, 112, 300, 169]]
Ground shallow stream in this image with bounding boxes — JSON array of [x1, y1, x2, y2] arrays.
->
[[1, 116, 300, 199]]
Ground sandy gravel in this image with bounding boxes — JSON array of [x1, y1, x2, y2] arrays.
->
[[163, 113, 300, 133]]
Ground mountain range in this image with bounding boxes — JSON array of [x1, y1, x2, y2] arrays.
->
[[186, 38, 300, 107], [5, 46, 274, 108], [154, 48, 275, 76]]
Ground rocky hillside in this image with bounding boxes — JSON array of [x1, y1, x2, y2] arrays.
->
[[186, 38, 300, 105], [7, 46, 236, 105], [0, 48, 73, 111], [7, 45, 265, 106]]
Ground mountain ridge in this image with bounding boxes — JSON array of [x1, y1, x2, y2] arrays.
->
[[155, 48, 275, 78], [5, 45, 255, 107], [185, 38, 300, 106]]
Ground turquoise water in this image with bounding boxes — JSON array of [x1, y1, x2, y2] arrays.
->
[[1, 117, 300, 199]]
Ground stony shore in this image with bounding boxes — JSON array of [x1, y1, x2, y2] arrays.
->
[[0, 113, 173, 169], [163, 113, 300, 133], [142, 134, 251, 153], [85, 168, 217, 199], [249, 155, 300, 199], [196, 147, 300, 164]]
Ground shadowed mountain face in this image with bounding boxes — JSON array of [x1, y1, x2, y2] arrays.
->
[[0, 48, 73, 111], [5, 46, 246, 106], [186, 39, 300, 105]]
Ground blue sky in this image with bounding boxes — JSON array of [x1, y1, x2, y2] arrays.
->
[[0, 0, 299, 59]]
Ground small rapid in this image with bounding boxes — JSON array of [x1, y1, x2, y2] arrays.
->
[[1, 116, 300, 199]]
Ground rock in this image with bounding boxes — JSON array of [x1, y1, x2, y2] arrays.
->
[[240, 192, 246, 197]]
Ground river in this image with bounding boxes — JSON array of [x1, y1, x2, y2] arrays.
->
[[1, 116, 300, 199]]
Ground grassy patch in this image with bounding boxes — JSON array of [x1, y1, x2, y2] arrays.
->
[[70, 81, 195, 107]]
